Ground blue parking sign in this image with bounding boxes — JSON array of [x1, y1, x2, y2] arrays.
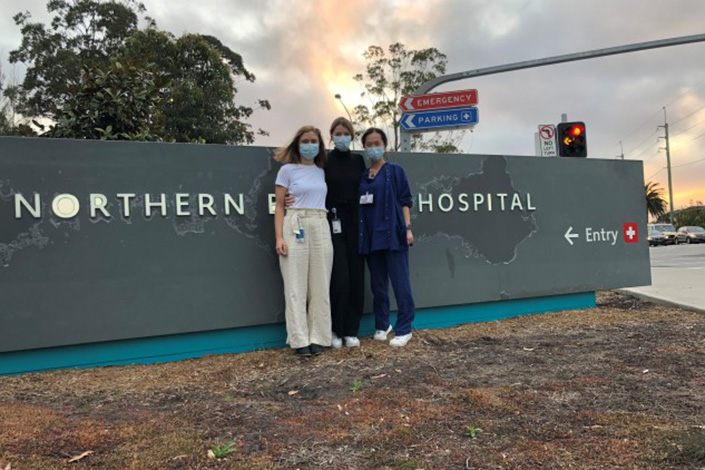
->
[[400, 107, 478, 131]]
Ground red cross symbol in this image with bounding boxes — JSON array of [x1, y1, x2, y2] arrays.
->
[[623, 223, 639, 243]]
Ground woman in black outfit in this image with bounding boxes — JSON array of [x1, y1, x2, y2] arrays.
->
[[325, 117, 366, 348]]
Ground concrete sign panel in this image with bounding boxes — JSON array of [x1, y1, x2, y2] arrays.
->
[[0, 137, 650, 353]]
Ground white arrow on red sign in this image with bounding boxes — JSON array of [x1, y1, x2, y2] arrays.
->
[[399, 89, 478, 112]]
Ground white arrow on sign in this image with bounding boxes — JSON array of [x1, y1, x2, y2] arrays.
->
[[399, 96, 415, 111], [402, 114, 416, 129], [564, 226, 579, 245]]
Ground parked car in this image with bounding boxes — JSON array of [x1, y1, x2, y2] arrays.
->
[[675, 226, 705, 244], [647, 230, 666, 246], [647, 223, 677, 245]]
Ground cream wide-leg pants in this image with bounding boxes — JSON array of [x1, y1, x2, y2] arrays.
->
[[279, 209, 334, 349]]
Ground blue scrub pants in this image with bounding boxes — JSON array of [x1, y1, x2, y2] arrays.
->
[[367, 249, 415, 335]]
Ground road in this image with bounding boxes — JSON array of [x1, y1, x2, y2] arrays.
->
[[623, 243, 705, 313], [649, 242, 705, 268]]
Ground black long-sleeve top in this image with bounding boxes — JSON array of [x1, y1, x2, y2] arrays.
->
[[324, 148, 366, 208]]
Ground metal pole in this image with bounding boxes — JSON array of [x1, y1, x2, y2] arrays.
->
[[662, 108, 675, 225], [399, 33, 705, 151], [334, 94, 355, 149], [334, 94, 353, 122]]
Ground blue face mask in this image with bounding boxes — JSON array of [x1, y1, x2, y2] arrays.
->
[[333, 135, 351, 151], [299, 143, 319, 160], [365, 146, 385, 162]]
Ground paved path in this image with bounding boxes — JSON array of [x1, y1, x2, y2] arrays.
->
[[622, 243, 705, 313]]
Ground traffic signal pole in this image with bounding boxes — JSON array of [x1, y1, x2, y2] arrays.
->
[[399, 33, 705, 152]]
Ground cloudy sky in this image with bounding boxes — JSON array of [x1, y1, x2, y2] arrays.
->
[[1, 0, 704, 209]]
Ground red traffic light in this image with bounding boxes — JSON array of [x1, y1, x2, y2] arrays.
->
[[556, 121, 587, 157]]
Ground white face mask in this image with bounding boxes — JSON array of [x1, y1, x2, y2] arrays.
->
[[299, 143, 319, 160], [333, 135, 351, 151], [365, 146, 385, 162]]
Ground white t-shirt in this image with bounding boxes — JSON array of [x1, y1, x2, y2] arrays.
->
[[275, 163, 327, 210]]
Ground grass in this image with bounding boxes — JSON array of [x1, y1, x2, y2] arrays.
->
[[0, 292, 702, 469], [466, 426, 483, 438], [211, 440, 237, 459], [664, 428, 705, 467]]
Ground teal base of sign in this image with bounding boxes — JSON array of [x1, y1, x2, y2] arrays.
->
[[0, 292, 595, 375]]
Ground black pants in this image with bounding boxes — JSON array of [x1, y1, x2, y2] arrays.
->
[[329, 203, 365, 337]]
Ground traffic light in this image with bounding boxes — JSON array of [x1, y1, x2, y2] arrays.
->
[[557, 122, 587, 157]]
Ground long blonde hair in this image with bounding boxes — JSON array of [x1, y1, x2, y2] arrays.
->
[[274, 125, 327, 168]]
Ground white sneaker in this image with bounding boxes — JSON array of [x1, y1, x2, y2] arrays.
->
[[344, 336, 360, 348], [373, 325, 393, 341], [331, 332, 343, 349], [389, 333, 412, 347]]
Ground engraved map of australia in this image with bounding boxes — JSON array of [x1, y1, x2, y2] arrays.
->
[[414, 156, 537, 265]]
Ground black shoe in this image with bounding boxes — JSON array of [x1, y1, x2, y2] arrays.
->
[[294, 346, 312, 357], [310, 344, 324, 356]]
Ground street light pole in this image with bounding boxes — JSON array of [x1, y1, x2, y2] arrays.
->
[[334, 94, 352, 121], [334, 94, 355, 149]]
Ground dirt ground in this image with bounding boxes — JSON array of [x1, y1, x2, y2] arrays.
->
[[1, 291, 704, 470]]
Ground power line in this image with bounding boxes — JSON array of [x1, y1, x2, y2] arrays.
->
[[641, 149, 661, 162], [670, 102, 705, 127], [645, 167, 666, 180], [671, 156, 705, 168], [620, 110, 662, 152], [670, 115, 705, 137], [663, 76, 705, 108], [673, 130, 705, 148], [637, 140, 662, 158], [624, 128, 659, 157], [620, 76, 705, 156]]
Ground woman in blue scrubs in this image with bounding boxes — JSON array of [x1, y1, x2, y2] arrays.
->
[[358, 128, 415, 347]]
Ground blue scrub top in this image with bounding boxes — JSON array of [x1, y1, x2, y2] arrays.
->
[[358, 162, 413, 254]]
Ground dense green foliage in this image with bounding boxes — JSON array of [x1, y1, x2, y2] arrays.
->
[[5, 0, 269, 143]]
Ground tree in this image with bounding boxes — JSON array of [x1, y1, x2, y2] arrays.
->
[[645, 181, 667, 221], [0, 64, 34, 136], [47, 58, 167, 140], [352, 43, 466, 152], [8, 0, 146, 120], [0, 66, 11, 135], [0, 107, 11, 136], [660, 204, 705, 227], [121, 29, 270, 144], [7, 0, 269, 143]]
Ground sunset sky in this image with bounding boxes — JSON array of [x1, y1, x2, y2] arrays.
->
[[1, 0, 704, 209]]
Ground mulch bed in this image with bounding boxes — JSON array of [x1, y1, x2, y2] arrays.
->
[[1, 291, 703, 469]]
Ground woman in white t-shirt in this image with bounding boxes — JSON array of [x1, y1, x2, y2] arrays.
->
[[274, 126, 334, 357]]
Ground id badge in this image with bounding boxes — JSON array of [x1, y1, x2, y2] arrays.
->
[[295, 228, 305, 243], [332, 219, 342, 234], [360, 193, 374, 205]]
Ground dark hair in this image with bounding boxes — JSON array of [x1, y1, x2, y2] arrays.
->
[[361, 127, 388, 148], [329, 117, 355, 138], [273, 125, 328, 168]]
